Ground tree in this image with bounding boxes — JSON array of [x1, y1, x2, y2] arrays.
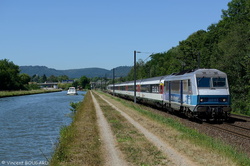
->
[[41, 74, 47, 83], [47, 75, 57, 82], [31, 74, 40, 82], [178, 30, 207, 69], [19, 73, 31, 85], [79, 76, 90, 89], [0, 59, 21, 90], [58, 75, 69, 82], [222, 0, 250, 23], [72, 79, 79, 88]]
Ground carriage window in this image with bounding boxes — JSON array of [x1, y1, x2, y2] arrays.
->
[[213, 78, 226, 87], [128, 85, 134, 91], [141, 85, 150, 92], [151, 84, 159, 93], [197, 77, 210, 87]]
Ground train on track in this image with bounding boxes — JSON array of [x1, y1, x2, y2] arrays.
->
[[107, 69, 231, 121]]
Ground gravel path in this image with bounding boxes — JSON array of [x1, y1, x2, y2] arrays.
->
[[91, 91, 128, 166], [94, 91, 198, 166]]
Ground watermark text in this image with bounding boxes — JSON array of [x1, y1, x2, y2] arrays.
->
[[1, 160, 48, 166]]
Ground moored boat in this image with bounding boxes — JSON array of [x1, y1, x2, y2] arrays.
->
[[67, 87, 78, 95]]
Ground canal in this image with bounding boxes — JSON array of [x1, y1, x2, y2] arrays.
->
[[0, 91, 85, 164]]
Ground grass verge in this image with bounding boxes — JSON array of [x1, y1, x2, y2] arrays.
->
[[99, 91, 250, 166], [0, 89, 61, 97], [93, 92, 170, 166], [50, 91, 103, 166]]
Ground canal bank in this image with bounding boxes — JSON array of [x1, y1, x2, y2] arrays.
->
[[0, 89, 62, 98], [50, 91, 103, 165]]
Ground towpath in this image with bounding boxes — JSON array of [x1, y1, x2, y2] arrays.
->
[[91, 91, 198, 166], [91, 91, 128, 166]]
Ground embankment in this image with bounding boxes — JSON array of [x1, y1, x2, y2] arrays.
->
[[50, 91, 103, 165]]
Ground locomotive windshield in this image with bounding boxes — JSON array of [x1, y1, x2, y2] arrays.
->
[[212, 77, 226, 87], [197, 77, 227, 88], [197, 77, 210, 87]]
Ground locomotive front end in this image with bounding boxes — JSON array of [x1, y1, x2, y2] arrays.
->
[[194, 69, 231, 121]]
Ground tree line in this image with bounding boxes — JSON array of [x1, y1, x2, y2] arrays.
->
[[0, 59, 30, 90], [0, 59, 90, 90], [125, 0, 250, 115]]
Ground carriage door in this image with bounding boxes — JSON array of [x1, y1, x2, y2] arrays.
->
[[137, 84, 141, 96], [159, 83, 164, 94], [164, 81, 170, 102], [180, 80, 183, 106]]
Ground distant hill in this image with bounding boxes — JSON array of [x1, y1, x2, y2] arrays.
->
[[19, 66, 132, 78]]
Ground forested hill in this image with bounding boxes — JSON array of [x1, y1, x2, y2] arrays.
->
[[20, 66, 131, 78]]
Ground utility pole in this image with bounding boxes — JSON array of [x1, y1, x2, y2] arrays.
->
[[113, 68, 115, 95], [101, 78, 102, 90], [104, 74, 107, 91], [134, 50, 141, 103], [134, 51, 136, 103]]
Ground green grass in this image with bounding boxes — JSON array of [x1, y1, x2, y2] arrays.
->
[[52, 125, 75, 163], [0, 89, 61, 97], [99, 91, 250, 166], [50, 92, 103, 166]]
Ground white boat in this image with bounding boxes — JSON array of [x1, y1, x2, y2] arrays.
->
[[67, 87, 78, 95]]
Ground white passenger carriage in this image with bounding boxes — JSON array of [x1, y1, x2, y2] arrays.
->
[[138, 76, 165, 102]]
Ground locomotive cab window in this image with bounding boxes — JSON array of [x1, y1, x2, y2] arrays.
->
[[197, 77, 210, 87], [213, 77, 226, 87], [197, 77, 227, 88]]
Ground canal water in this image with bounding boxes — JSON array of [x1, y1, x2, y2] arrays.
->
[[0, 91, 85, 164]]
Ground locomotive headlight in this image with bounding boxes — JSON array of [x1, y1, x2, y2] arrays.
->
[[200, 98, 208, 102], [219, 98, 227, 102]]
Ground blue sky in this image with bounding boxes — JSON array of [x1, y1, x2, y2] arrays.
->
[[0, 0, 231, 70]]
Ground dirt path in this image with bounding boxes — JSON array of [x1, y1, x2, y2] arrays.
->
[[93, 91, 198, 166], [91, 91, 128, 166]]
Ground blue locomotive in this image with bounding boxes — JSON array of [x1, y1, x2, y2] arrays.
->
[[107, 69, 231, 121]]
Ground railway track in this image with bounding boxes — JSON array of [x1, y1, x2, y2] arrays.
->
[[152, 106, 250, 141], [205, 123, 250, 141], [225, 123, 250, 131], [202, 114, 250, 140], [231, 114, 250, 122]]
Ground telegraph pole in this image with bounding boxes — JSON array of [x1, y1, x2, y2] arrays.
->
[[134, 50, 141, 103], [113, 68, 115, 95], [134, 51, 136, 103]]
